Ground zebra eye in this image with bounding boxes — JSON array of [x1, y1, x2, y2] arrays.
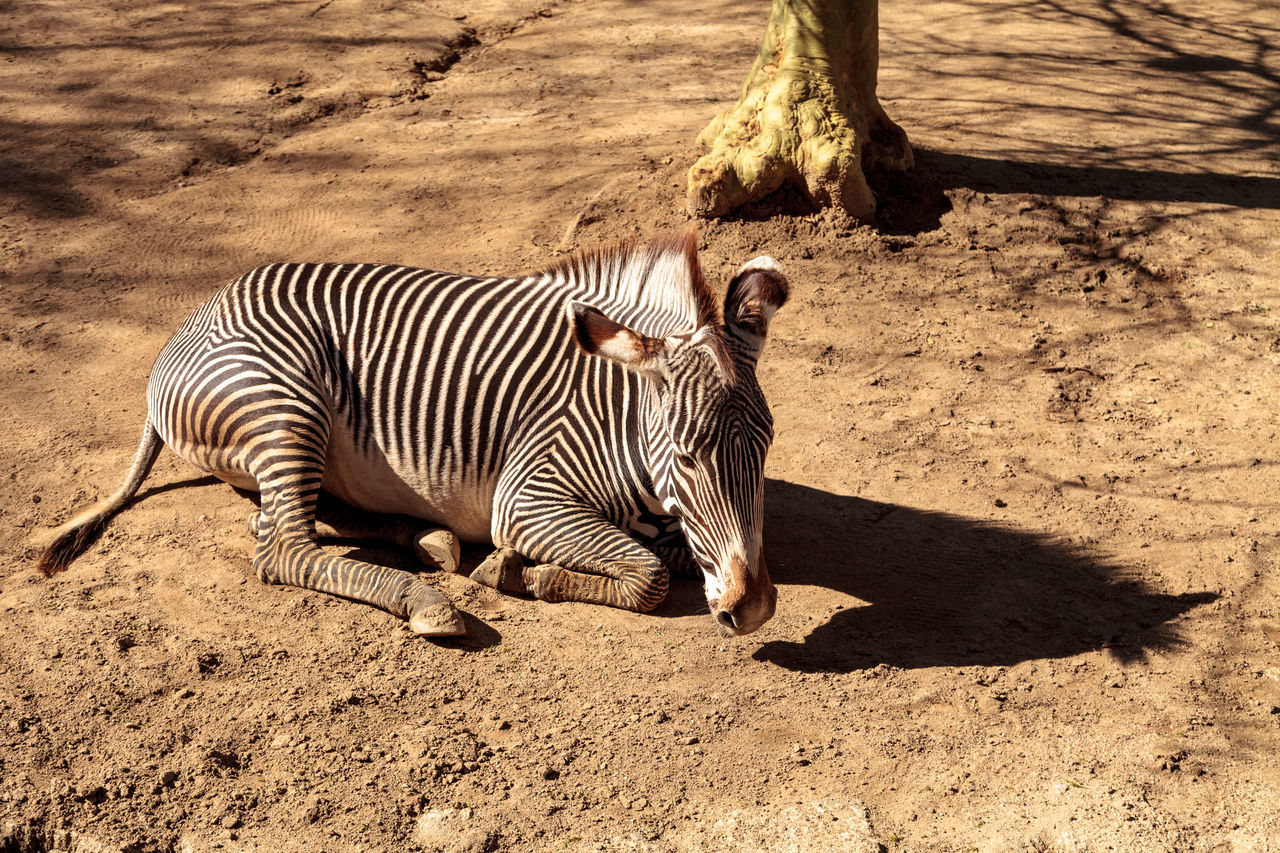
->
[[674, 452, 697, 470]]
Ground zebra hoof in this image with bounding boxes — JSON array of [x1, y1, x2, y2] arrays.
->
[[469, 547, 525, 594], [246, 512, 264, 537], [413, 528, 461, 573], [406, 584, 466, 637]]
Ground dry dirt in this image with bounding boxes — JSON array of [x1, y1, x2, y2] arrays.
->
[[3, 0, 1280, 851]]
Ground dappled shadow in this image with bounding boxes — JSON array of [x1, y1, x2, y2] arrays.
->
[[0, 0, 472, 231], [1030, 0, 1280, 153], [755, 478, 1215, 672], [882, 0, 1279, 166], [0, 128, 97, 219], [866, 0, 1279, 232], [703, 0, 1280, 228]]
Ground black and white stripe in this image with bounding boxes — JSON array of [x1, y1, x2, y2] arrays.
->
[[38, 230, 788, 637]]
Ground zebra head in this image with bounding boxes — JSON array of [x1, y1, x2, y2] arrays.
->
[[572, 255, 789, 636]]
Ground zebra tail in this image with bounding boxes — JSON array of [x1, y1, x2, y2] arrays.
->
[[36, 419, 164, 576]]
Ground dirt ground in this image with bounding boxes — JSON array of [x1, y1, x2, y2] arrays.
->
[[3, 0, 1279, 850]]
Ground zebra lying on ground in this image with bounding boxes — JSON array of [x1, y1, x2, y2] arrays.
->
[[38, 228, 788, 638]]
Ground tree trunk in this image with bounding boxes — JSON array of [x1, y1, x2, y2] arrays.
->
[[687, 0, 912, 220]]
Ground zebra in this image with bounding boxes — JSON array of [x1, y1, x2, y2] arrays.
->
[[37, 228, 788, 638]]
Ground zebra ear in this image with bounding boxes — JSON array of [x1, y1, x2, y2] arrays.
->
[[724, 257, 789, 347], [570, 302, 667, 378]]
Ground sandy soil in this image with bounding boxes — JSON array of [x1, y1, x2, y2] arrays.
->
[[3, 0, 1279, 850]]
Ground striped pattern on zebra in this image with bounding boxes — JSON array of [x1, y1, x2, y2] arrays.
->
[[37, 228, 788, 638]]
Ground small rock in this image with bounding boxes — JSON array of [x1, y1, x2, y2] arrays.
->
[[302, 795, 323, 824], [413, 808, 491, 853], [193, 652, 221, 674], [76, 784, 107, 804]]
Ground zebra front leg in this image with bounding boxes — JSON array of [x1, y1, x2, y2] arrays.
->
[[521, 558, 668, 613], [253, 498, 465, 636], [247, 494, 461, 573], [486, 505, 669, 613], [249, 437, 465, 637]]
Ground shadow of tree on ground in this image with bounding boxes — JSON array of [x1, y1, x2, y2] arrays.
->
[[755, 478, 1215, 673], [869, 145, 1280, 236], [927, 150, 1280, 209]]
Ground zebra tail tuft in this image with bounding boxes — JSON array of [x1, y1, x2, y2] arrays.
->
[[35, 420, 164, 576], [37, 514, 114, 576]]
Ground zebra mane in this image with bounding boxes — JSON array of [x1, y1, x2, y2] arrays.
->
[[547, 227, 720, 339]]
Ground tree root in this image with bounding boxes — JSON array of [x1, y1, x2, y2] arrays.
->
[[687, 0, 912, 220]]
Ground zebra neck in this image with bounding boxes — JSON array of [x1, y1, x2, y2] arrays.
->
[[635, 380, 668, 509]]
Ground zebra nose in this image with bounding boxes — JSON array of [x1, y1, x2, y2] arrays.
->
[[714, 609, 737, 631]]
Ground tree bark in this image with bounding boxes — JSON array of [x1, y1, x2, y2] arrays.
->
[[687, 0, 912, 220]]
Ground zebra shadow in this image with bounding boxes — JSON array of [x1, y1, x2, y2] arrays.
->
[[752, 478, 1216, 673]]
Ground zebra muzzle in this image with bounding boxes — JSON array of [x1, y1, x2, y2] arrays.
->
[[712, 550, 777, 636]]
